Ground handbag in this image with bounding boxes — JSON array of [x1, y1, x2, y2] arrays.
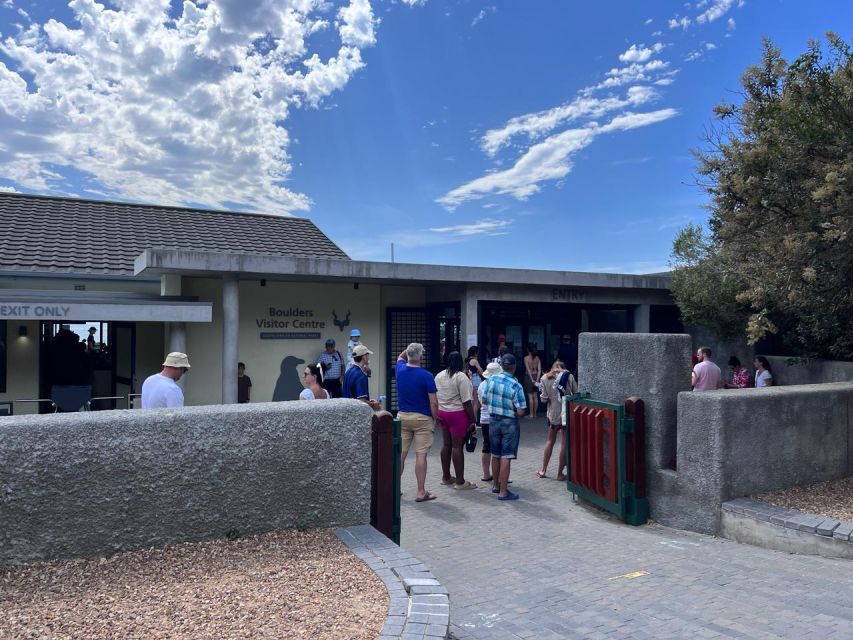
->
[[465, 430, 478, 453]]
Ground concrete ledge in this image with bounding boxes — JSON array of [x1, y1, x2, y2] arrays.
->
[[335, 525, 449, 639], [721, 498, 853, 560]]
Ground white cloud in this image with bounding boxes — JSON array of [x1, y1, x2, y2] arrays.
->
[[0, 185, 21, 193], [706, 42, 717, 50], [439, 109, 677, 209], [480, 84, 659, 156], [0, 0, 379, 214], [618, 42, 664, 63], [399, 0, 426, 5], [644, 18, 653, 25], [595, 59, 669, 89], [471, 6, 497, 26], [727, 17, 736, 30], [668, 16, 691, 29], [430, 218, 512, 236], [696, 0, 735, 23]]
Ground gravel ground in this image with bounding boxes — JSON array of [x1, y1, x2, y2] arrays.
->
[[0, 529, 387, 640], [754, 476, 853, 522]]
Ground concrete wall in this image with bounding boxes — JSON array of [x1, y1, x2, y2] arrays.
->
[[0, 399, 374, 569], [676, 383, 853, 533], [578, 333, 693, 526], [577, 333, 853, 535], [764, 356, 853, 386]]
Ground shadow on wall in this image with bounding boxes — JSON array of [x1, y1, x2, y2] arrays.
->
[[272, 355, 305, 401]]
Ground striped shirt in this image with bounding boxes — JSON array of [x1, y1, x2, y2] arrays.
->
[[481, 371, 526, 418]]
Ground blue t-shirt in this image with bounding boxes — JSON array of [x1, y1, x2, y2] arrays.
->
[[343, 365, 369, 399], [395, 359, 437, 417]]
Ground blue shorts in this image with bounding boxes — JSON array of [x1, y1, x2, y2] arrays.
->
[[489, 415, 520, 459]]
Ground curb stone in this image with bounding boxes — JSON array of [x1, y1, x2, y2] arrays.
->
[[722, 498, 853, 558], [335, 525, 449, 639]]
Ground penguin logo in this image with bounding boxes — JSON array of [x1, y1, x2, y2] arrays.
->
[[272, 355, 306, 401]]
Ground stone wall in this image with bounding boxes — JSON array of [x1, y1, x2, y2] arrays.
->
[[0, 399, 374, 569], [677, 383, 853, 533], [578, 333, 853, 535], [764, 356, 853, 386], [578, 332, 692, 527]]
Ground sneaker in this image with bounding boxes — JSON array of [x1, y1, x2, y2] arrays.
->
[[498, 491, 519, 501]]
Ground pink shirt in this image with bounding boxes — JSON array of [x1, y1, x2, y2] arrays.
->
[[693, 360, 722, 391]]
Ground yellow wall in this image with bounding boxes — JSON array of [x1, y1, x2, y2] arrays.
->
[[1, 320, 40, 414], [181, 278, 390, 405]]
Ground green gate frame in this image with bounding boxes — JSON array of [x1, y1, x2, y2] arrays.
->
[[564, 393, 649, 526]]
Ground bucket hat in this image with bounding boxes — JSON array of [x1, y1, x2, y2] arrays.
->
[[162, 352, 191, 368]]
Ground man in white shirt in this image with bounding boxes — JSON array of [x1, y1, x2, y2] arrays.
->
[[141, 352, 191, 408]]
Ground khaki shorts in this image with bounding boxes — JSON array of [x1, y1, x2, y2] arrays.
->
[[398, 412, 435, 454]]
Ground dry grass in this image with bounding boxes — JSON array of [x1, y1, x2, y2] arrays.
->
[[754, 476, 853, 522], [0, 529, 387, 640]]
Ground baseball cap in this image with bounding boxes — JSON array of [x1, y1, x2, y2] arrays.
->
[[163, 352, 191, 368], [325, 338, 336, 346], [500, 353, 516, 368], [350, 329, 361, 337], [483, 362, 502, 378], [352, 344, 373, 357]]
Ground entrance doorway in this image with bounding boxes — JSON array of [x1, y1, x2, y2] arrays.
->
[[38, 321, 136, 412]]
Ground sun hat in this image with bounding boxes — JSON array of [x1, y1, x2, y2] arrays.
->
[[352, 344, 373, 357], [162, 352, 191, 369], [325, 338, 336, 346], [483, 362, 502, 378], [500, 353, 516, 368], [350, 329, 361, 337]]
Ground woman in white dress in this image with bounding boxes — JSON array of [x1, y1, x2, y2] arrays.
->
[[299, 363, 331, 400]]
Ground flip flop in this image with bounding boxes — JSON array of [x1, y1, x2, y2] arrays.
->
[[498, 491, 519, 501], [439, 477, 457, 486], [481, 476, 493, 482], [536, 470, 546, 478], [453, 481, 478, 490], [415, 492, 437, 502]]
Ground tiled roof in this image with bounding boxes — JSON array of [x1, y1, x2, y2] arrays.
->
[[0, 193, 349, 276]]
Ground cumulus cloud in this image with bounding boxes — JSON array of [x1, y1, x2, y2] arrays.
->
[[0, 0, 378, 214], [439, 109, 677, 209], [727, 18, 736, 30], [471, 6, 496, 26], [618, 42, 664, 63], [668, 16, 691, 29], [696, 0, 736, 23]]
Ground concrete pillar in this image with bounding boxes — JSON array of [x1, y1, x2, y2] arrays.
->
[[167, 322, 187, 390], [161, 274, 182, 296], [461, 287, 479, 352], [634, 304, 651, 333], [221, 275, 239, 404]]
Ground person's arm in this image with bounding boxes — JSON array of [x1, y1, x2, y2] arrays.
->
[[691, 369, 698, 387], [472, 357, 483, 375], [247, 376, 252, 401], [398, 348, 408, 362], [463, 399, 475, 426], [765, 373, 774, 387], [428, 392, 438, 421], [515, 383, 527, 417]]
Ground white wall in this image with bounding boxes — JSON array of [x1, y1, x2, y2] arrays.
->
[[1, 320, 40, 414]]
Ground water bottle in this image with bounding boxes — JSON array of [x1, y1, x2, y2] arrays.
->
[[378, 395, 386, 409]]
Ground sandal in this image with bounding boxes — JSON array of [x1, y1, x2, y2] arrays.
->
[[556, 475, 567, 481], [439, 477, 457, 486], [481, 476, 493, 482], [536, 470, 546, 479], [415, 492, 437, 502], [453, 481, 478, 490]]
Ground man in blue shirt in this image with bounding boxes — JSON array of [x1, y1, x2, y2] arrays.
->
[[342, 344, 380, 409], [480, 353, 526, 501], [396, 343, 439, 502]]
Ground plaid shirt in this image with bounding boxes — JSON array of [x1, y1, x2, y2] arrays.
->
[[318, 349, 344, 380], [481, 371, 526, 418]]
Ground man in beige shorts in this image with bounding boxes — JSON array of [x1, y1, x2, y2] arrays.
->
[[396, 343, 439, 502]]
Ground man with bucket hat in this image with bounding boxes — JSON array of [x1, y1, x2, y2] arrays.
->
[[141, 352, 191, 408]]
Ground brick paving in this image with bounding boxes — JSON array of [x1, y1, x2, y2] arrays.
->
[[399, 418, 853, 639]]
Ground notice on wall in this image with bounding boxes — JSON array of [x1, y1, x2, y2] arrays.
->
[[260, 332, 321, 340]]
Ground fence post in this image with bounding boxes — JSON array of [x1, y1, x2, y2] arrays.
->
[[371, 410, 401, 544], [623, 397, 649, 526]]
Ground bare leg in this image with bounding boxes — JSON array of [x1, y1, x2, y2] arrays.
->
[[498, 458, 512, 497], [481, 452, 492, 479], [451, 434, 466, 484], [491, 455, 500, 491], [540, 428, 557, 475], [556, 428, 567, 480], [440, 428, 452, 482], [400, 448, 408, 476], [414, 451, 428, 498]]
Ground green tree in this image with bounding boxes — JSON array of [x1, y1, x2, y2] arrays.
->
[[671, 34, 853, 359]]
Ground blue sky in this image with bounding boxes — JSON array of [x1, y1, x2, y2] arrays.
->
[[0, 1, 849, 272]]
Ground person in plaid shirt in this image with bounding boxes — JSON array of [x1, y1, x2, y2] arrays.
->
[[480, 353, 526, 501]]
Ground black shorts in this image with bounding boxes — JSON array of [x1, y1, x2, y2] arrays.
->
[[481, 423, 491, 454]]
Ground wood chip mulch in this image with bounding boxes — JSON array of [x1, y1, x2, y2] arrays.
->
[[0, 529, 388, 640], [753, 476, 853, 523]]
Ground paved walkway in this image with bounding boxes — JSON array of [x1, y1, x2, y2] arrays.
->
[[399, 417, 853, 639]]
